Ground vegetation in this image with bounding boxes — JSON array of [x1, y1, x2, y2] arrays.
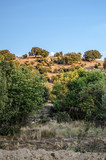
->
[[22, 54, 27, 59], [54, 51, 63, 57], [83, 50, 102, 61], [0, 47, 105, 137], [103, 58, 106, 69], [0, 61, 49, 135], [29, 47, 49, 57], [52, 69, 106, 121], [0, 50, 15, 61], [64, 52, 81, 64], [54, 52, 81, 65]]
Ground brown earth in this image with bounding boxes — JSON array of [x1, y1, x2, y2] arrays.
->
[[0, 148, 106, 160]]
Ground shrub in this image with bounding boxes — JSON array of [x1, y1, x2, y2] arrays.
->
[[98, 63, 101, 66], [64, 53, 81, 64], [0, 61, 49, 135], [54, 51, 63, 57], [70, 65, 75, 71], [29, 47, 49, 57], [22, 54, 27, 59], [36, 63, 43, 69], [30, 61, 34, 65], [83, 50, 102, 61], [57, 112, 70, 123], [54, 68, 58, 73], [103, 58, 106, 69], [75, 66, 80, 70], [94, 64, 98, 68], [51, 75, 59, 82], [53, 70, 105, 120], [0, 50, 15, 61]]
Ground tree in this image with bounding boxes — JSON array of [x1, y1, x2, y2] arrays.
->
[[0, 50, 15, 61], [22, 54, 27, 59], [0, 61, 49, 135], [64, 52, 81, 64], [53, 70, 105, 120], [54, 51, 63, 57], [83, 50, 102, 61], [30, 47, 49, 57], [103, 58, 106, 69]]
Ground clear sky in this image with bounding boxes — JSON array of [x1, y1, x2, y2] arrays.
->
[[0, 0, 106, 59]]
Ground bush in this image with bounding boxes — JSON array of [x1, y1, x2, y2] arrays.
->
[[22, 54, 27, 59], [30, 47, 49, 57], [30, 61, 34, 65], [51, 75, 59, 82], [94, 64, 98, 68], [70, 65, 75, 71], [64, 53, 81, 64], [54, 68, 58, 73], [0, 50, 15, 61], [98, 63, 101, 66], [0, 61, 49, 135], [53, 70, 105, 120], [54, 51, 63, 57], [57, 112, 70, 123], [103, 58, 106, 69], [83, 50, 102, 61]]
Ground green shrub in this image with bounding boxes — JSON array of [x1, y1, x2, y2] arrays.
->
[[29, 47, 49, 57], [53, 70, 105, 121], [83, 50, 102, 61], [57, 112, 70, 122], [0, 50, 15, 61], [94, 64, 98, 68], [0, 61, 49, 135], [54, 68, 58, 73], [22, 54, 27, 59], [64, 53, 81, 64], [30, 61, 34, 65], [98, 63, 101, 66], [103, 58, 106, 69]]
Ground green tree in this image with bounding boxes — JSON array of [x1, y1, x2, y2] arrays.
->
[[54, 51, 63, 57], [30, 47, 49, 57], [22, 54, 27, 59], [79, 80, 106, 120], [0, 50, 15, 61], [0, 61, 49, 135], [103, 58, 106, 69], [64, 52, 81, 64], [53, 70, 105, 120], [83, 50, 102, 61]]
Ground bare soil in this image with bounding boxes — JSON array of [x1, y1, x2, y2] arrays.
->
[[0, 148, 106, 160]]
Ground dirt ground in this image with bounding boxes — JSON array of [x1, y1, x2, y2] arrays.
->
[[0, 148, 106, 160]]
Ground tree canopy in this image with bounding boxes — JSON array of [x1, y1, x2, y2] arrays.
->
[[0, 50, 15, 61], [83, 50, 102, 61], [0, 61, 49, 135], [29, 47, 49, 57]]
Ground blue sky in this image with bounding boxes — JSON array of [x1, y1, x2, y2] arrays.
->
[[0, 0, 106, 59]]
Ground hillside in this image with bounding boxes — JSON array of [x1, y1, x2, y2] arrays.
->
[[15, 56, 104, 79]]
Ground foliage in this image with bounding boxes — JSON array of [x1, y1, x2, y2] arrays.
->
[[103, 58, 106, 69], [57, 112, 70, 122], [53, 68, 58, 73], [22, 54, 27, 59], [30, 47, 49, 57], [94, 64, 98, 68], [0, 61, 49, 135], [0, 50, 15, 61], [52, 69, 105, 120], [54, 51, 63, 57], [64, 52, 81, 64], [83, 50, 102, 61]]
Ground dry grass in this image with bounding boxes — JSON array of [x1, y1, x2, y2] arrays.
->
[[20, 121, 106, 139]]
